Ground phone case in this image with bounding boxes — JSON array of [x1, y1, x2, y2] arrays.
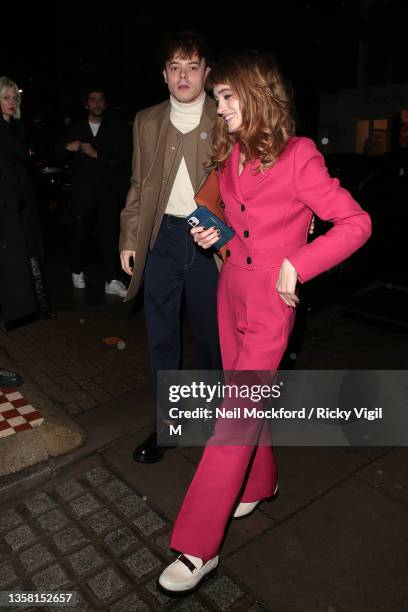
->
[[187, 206, 235, 250]]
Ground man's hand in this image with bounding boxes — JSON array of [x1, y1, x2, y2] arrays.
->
[[65, 140, 81, 152], [80, 142, 98, 158], [120, 250, 136, 275], [276, 258, 299, 308], [191, 226, 220, 249]]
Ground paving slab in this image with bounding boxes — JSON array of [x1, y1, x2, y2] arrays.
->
[[103, 525, 141, 556], [0, 561, 18, 588], [108, 591, 150, 611], [103, 429, 198, 521], [122, 547, 161, 580], [5, 525, 39, 551], [52, 386, 153, 470], [86, 566, 129, 605], [85, 508, 122, 536], [36, 508, 70, 534], [224, 478, 408, 612], [220, 507, 275, 559], [52, 526, 90, 554], [19, 543, 54, 573], [261, 446, 390, 521], [202, 574, 246, 610], [355, 446, 408, 505], [0, 457, 263, 611], [67, 544, 105, 577]]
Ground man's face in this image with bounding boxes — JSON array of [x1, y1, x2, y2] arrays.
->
[[163, 52, 210, 104], [86, 92, 107, 118]]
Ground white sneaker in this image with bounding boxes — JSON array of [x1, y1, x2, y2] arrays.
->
[[105, 279, 127, 298], [233, 483, 279, 518], [72, 272, 86, 289], [158, 553, 219, 596]]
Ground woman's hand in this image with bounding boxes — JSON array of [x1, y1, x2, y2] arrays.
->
[[191, 226, 220, 249], [276, 258, 299, 308]]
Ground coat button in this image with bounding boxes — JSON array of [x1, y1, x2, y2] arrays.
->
[[226, 249, 231, 257], [243, 230, 249, 238], [240, 204, 245, 211], [246, 256, 252, 264], [220, 202, 225, 209]]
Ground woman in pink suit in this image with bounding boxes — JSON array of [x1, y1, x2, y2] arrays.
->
[[158, 50, 371, 596]]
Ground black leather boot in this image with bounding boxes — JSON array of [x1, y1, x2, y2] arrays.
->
[[133, 430, 174, 463]]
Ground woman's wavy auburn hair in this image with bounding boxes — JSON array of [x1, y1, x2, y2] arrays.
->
[[0, 76, 21, 119], [208, 51, 295, 172]]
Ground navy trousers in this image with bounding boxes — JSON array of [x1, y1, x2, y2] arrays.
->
[[144, 215, 221, 388]]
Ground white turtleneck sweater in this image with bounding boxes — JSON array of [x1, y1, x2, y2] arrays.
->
[[165, 91, 205, 217]]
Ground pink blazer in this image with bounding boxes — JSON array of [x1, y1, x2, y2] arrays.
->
[[219, 137, 372, 282]]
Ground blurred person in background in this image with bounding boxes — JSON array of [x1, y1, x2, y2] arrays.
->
[[0, 76, 53, 325], [58, 86, 131, 297], [0, 76, 53, 387]]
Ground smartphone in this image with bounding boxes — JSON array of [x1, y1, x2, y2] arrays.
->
[[187, 206, 235, 250]]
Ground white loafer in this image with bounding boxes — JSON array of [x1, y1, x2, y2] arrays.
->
[[233, 483, 279, 518], [158, 553, 219, 596]]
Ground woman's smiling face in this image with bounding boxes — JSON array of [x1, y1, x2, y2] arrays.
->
[[213, 83, 242, 133]]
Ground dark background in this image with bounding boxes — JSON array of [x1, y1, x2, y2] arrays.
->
[[2, 0, 404, 138]]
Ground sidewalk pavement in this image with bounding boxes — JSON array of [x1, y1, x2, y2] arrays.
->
[[1, 285, 408, 610]]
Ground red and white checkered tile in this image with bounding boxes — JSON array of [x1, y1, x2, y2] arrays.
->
[[0, 387, 44, 439]]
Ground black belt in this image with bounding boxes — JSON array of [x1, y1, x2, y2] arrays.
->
[[163, 214, 189, 226]]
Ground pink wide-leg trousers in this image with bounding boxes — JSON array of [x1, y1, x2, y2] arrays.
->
[[170, 265, 295, 559]]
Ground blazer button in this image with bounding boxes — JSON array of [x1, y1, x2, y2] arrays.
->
[[246, 256, 252, 264], [226, 249, 231, 257], [240, 204, 246, 211], [243, 230, 249, 238]]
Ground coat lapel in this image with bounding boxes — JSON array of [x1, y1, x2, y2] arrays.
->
[[195, 95, 218, 191], [144, 101, 170, 188], [238, 140, 296, 199], [222, 142, 245, 204], [238, 157, 271, 199]]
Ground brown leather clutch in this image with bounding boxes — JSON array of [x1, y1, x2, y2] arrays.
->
[[194, 169, 227, 261]]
